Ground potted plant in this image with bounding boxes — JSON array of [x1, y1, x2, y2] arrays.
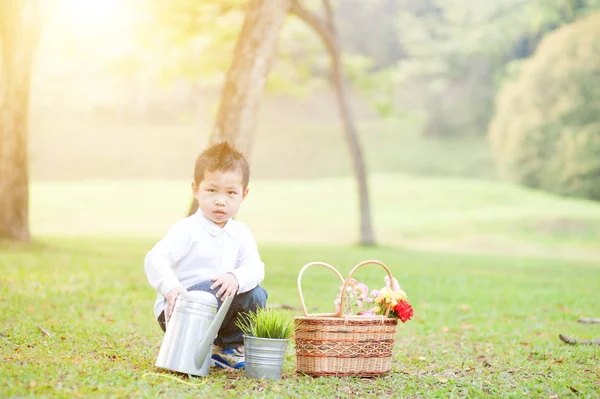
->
[[236, 307, 295, 380]]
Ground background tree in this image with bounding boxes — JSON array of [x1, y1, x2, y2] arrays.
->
[[0, 0, 44, 242], [394, 0, 600, 138], [488, 11, 600, 201], [291, 0, 374, 244]]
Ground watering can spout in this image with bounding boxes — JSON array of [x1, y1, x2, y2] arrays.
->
[[195, 295, 233, 369]]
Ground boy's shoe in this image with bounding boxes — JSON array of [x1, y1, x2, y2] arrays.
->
[[211, 346, 245, 370]]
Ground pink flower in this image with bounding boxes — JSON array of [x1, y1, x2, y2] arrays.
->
[[334, 296, 341, 313], [355, 283, 369, 299]]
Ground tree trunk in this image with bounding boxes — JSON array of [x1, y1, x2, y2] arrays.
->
[[291, 0, 376, 246], [188, 0, 291, 216], [0, 1, 42, 242]]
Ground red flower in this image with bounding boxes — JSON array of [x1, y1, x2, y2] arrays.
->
[[394, 300, 413, 323]]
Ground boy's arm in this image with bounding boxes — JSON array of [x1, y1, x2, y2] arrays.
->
[[144, 222, 190, 298], [229, 226, 265, 294]]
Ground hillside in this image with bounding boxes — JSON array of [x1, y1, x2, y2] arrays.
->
[[29, 95, 495, 181]]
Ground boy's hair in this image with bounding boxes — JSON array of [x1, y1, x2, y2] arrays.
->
[[193, 141, 250, 188]]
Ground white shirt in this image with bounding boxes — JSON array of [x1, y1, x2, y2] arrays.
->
[[144, 211, 265, 319]]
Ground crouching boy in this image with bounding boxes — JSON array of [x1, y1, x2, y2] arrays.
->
[[144, 141, 267, 369]]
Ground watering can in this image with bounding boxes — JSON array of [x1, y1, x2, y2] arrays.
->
[[155, 291, 233, 376]]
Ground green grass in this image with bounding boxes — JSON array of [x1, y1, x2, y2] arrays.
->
[[9, 109, 600, 397], [29, 174, 600, 259], [1, 238, 599, 398]]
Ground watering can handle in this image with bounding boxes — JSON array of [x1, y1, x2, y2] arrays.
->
[[195, 295, 233, 368]]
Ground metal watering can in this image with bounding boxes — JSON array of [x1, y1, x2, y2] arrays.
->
[[155, 291, 233, 376]]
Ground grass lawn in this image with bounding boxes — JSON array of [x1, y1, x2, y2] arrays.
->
[[29, 174, 600, 260], [1, 238, 599, 398]]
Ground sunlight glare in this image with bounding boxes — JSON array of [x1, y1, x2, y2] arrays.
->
[[54, 0, 131, 35]]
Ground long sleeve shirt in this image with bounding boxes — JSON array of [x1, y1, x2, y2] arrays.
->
[[144, 211, 265, 319]]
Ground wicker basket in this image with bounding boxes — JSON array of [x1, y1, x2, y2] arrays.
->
[[294, 260, 398, 377]]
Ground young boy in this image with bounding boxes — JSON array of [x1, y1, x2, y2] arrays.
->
[[144, 141, 267, 370]]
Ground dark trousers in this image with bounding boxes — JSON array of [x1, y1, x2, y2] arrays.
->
[[157, 281, 268, 349]]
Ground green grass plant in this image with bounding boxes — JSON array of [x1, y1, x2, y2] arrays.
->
[[236, 307, 294, 339]]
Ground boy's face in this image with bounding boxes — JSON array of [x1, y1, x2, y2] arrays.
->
[[192, 169, 248, 228]]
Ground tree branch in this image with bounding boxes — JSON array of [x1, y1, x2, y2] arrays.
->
[[321, 0, 334, 32], [578, 317, 600, 324], [290, 0, 336, 55], [559, 334, 600, 346]]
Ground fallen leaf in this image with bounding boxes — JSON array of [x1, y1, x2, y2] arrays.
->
[[436, 376, 448, 383], [29, 381, 36, 388], [27, 307, 35, 313], [457, 304, 471, 311], [547, 395, 558, 399], [568, 386, 579, 393], [460, 323, 474, 330], [441, 326, 449, 333]]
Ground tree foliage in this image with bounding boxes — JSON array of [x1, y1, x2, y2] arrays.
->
[[395, 0, 600, 137], [488, 11, 600, 200]]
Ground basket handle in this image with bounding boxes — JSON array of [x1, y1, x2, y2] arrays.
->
[[337, 259, 394, 317], [297, 261, 345, 317]]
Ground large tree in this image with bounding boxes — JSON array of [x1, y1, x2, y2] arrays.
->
[[0, 0, 44, 242], [290, 0, 374, 245], [208, 0, 291, 154]]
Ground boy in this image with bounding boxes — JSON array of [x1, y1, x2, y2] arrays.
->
[[144, 141, 267, 370]]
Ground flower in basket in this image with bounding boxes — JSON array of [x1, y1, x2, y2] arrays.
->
[[335, 275, 414, 323]]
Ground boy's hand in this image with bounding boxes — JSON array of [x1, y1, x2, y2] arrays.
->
[[210, 273, 239, 299], [166, 286, 186, 321]]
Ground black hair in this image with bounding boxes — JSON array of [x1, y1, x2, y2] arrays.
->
[[193, 141, 250, 188]]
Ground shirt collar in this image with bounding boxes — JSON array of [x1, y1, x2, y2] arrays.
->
[[196, 211, 234, 237]]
